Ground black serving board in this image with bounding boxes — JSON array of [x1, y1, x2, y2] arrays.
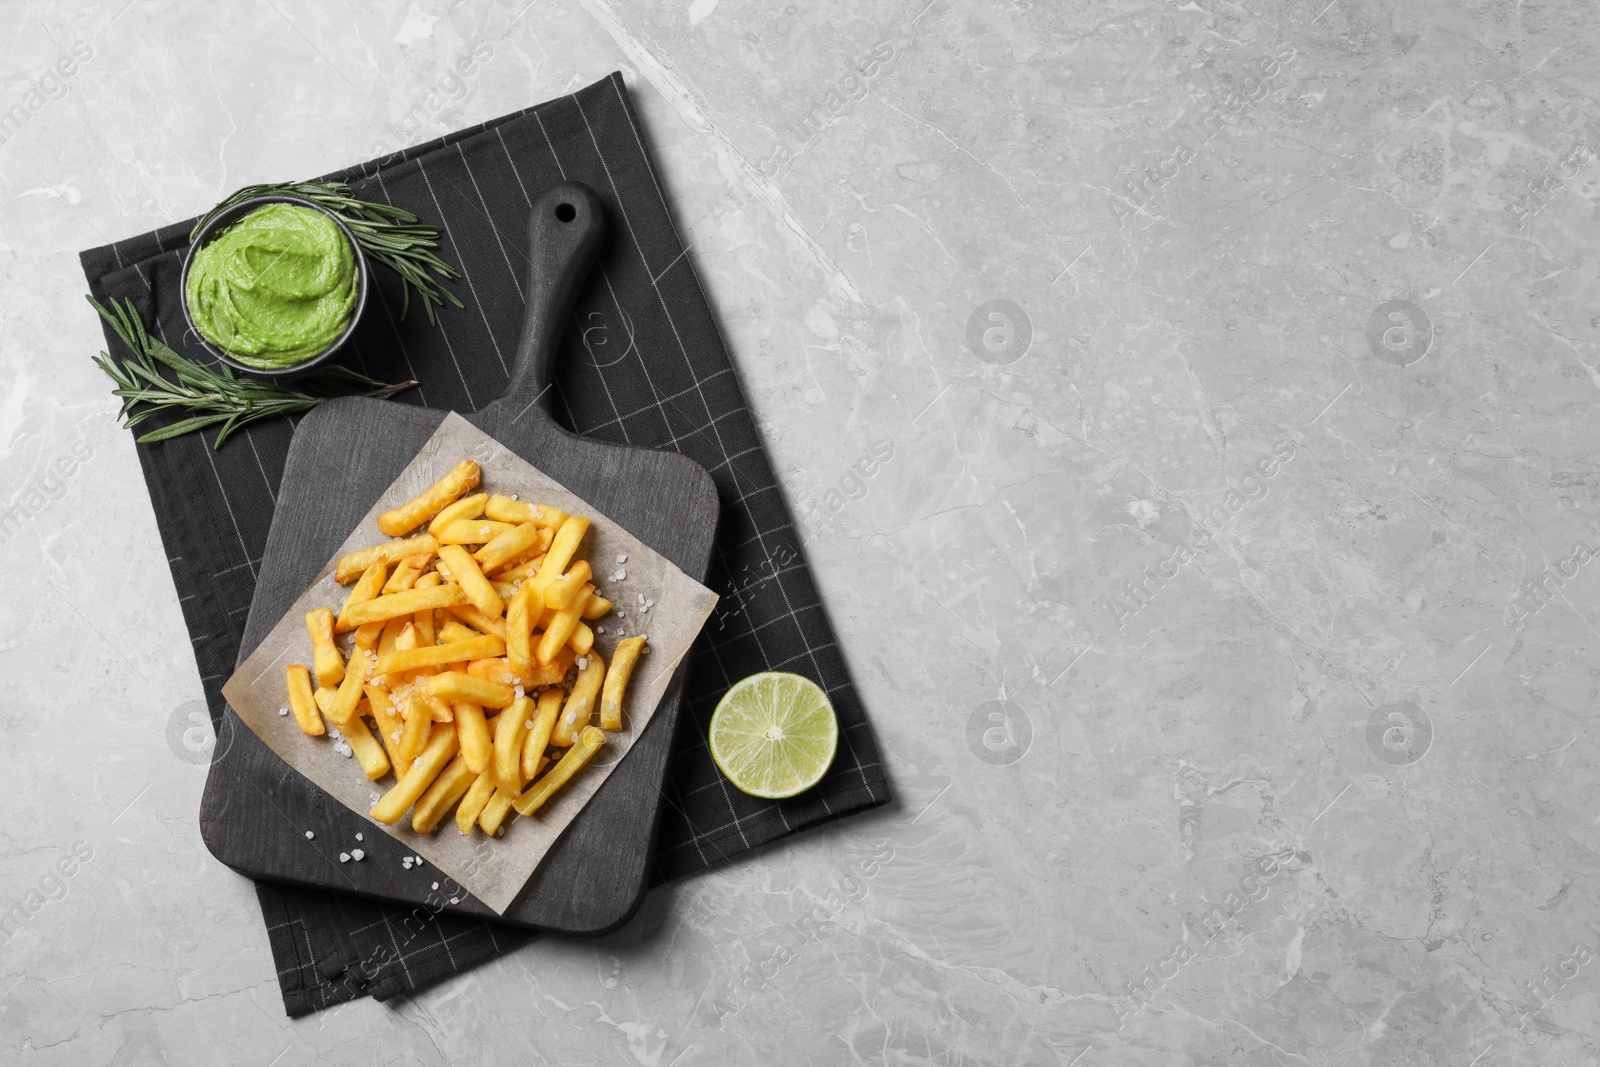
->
[[198, 181, 720, 934]]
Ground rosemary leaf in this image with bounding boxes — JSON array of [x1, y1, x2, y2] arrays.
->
[[88, 295, 416, 451]]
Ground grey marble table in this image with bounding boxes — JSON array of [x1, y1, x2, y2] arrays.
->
[[3, 0, 1597, 1063]]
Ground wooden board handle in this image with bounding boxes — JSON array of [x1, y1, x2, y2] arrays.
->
[[500, 181, 606, 415]]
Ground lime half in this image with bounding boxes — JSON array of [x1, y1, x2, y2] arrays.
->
[[709, 672, 838, 799]]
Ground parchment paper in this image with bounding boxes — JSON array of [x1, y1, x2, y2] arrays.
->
[[222, 413, 719, 913]]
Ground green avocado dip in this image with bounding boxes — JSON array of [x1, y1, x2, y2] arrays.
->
[[185, 202, 358, 369]]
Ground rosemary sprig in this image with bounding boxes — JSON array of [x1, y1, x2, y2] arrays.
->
[[89, 295, 416, 450], [189, 179, 464, 324]]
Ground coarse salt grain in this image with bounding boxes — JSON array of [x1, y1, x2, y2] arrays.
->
[[525, 719, 535, 729], [340, 852, 351, 863], [576, 656, 588, 670], [305, 831, 314, 840], [432, 882, 440, 890], [616, 554, 627, 564], [514, 685, 525, 698], [351, 849, 364, 861], [403, 858, 413, 868], [278, 708, 289, 716], [616, 610, 625, 618], [640, 604, 650, 613], [355, 833, 363, 841], [414, 856, 424, 865], [449, 897, 460, 905], [596, 626, 605, 634], [565, 713, 576, 724], [510, 493, 519, 501], [614, 569, 627, 581]]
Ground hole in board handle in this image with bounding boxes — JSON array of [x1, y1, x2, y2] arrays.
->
[[555, 202, 576, 222]]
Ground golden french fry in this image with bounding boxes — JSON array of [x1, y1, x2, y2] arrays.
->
[[552, 650, 605, 747], [582, 595, 612, 620], [506, 582, 534, 674], [427, 671, 515, 708], [426, 695, 454, 722], [438, 545, 503, 619], [342, 584, 467, 628], [378, 460, 481, 537], [494, 695, 536, 792], [286, 664, 325, 736], [438, 619, 482, 645], [427, 492, 488, 537], [514, 726, 605, 816], [544, 561, 593, 611], [335, 560, 388, 633], [475, 521, 543, 574], [485, 494, 566, 528], [479, 788, 517, 836], [365, 684, 412, 779], [374, 635, 506, 676], [601, 637, 645, 731], [335, 534, 438, 585], [467, 656, 565, 689], [353, 619, 384, 651], [381, 553, 429, 594], [375, 615, 410, 662], [397, 694, 433, 765], [455, 701, 491, 773], [412, 754, 477, 833], [370, 722, 458, 824], [537, 516, 590, 585], [413, 606, 436, 646], [443, 603, 507, 640], [536, 585, 592, 666], [522, 689, 563, 779], [456, 772, 497, 834], [495, 552, 547, 581], [569, 620, 594, 657], [416, 570, 442, 588], [324, 647, 370, 726], [312, 687, 337, 715], [436, 519, 516, 545], [341, 712, 391, 781], [303, 608, 344, 688]]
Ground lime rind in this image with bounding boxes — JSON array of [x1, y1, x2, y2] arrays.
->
[[709, 672, 838, 799]]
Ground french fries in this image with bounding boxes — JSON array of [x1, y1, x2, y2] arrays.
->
[[455, 701, 491, 773], [485, 494, 566, 528], [412, 755, 477, 834], [428, 492, 488, 537], [437, 519, 516, 545], [335, 560, 388, 633], [342, 584, 468, 628], [371, 723, 458, 823], [475, 521, 543, 574], [378, 460, 481, 537], [286, 664, 324, 736], [601, 637, 644, 732], [334, 648, 372, 722], [493, 695, 536, 792], [282, 457, 657, 848], [437, 545, 503, 618], [373, 635, 505, 675], [304, 608, 343, 688], [514, 727, 606, 816], [523, 689, 563, 779], [335, 534, 438, 585], [552, 651, 604, 747]]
